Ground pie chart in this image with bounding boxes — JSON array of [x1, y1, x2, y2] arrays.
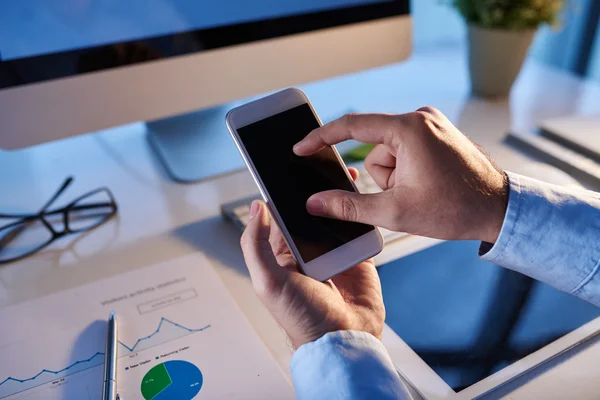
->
[[141, 360, 203, 400]]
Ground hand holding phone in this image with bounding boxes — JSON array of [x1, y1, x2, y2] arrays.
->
[[240, 199, 385, 349], [226, 88, 383, 281]]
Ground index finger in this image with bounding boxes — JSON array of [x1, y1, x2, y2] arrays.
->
[[293, 113, 400, 156]]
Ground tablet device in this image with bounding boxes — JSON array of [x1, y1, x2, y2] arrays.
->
[[379, 241, 600, 399]]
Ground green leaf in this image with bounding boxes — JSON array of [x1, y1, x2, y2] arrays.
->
[[342, 144, 375, 162], [443, 0, 567, 30]]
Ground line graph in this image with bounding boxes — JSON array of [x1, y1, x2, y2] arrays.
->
[[0, 318, 211, 399], [0, 352, 104, 386], [0, 351, 105, 399], [118, 317, 211, 355]]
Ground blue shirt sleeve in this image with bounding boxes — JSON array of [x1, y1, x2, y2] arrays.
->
[[290, 330, 413, 400], [480, 172, 600, 306]]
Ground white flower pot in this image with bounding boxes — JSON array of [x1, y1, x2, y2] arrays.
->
[[468, 25, 536, 98]]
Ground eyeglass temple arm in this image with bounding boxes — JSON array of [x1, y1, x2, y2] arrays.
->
[[0, 224, 28, 251], [39, 177, 74, 213]]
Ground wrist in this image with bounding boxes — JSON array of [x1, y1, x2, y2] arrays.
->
[[288, 316, 384, 349], [480, 171, 509, 244]]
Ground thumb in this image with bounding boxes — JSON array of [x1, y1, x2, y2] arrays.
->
[[240, 201, 289, 299], [306, 190, 399, 229]]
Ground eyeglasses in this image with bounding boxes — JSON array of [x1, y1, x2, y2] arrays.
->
[[0, 177, 118, 264]]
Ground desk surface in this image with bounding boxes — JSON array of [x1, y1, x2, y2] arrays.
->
[[2, 46, 600, 399]]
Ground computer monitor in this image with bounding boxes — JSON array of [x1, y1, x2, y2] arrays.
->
[[0, 1, 411, 181]]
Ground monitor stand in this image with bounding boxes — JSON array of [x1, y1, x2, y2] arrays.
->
[[146, 106, 246, 183]]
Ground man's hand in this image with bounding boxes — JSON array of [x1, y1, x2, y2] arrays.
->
[[240, 197, 385, 349], [294, 107, 508, 243]]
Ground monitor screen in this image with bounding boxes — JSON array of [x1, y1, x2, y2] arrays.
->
[[0, 0, 406, 89], [1, 1, 392, 61]]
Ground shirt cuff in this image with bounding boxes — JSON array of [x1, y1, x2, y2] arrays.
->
[[291, 331, 412, 400], [478, 171, 521, 262], [479, 172, 600, 304]]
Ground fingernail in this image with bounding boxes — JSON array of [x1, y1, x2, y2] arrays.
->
[[293, 142, 304, 154], [250, 201, 260, 218], [306, 197, 326, 216]]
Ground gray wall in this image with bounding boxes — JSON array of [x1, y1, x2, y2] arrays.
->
[[411, 0, 464, 48]]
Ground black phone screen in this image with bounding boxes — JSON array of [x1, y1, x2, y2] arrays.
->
[[237, 103, 375, 263]]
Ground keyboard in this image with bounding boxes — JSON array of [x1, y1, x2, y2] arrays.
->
[[221, 168, 407, 244]]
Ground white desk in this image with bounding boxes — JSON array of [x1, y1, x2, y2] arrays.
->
[[2, 46, 600, 399]]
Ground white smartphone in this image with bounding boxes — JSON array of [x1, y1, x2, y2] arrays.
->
[[226, 88, 383, 281]]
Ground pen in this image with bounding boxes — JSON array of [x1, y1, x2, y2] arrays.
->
[[103, 312, 119, 400]]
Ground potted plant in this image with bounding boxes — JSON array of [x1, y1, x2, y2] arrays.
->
[[448, 0, 567, 98]]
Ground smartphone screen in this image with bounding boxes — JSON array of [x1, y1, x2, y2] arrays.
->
[[237, 103, 375, 263]]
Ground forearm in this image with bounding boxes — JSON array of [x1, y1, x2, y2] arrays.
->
[[291, 331, 413, 400], [480, 172, 600, 306]]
